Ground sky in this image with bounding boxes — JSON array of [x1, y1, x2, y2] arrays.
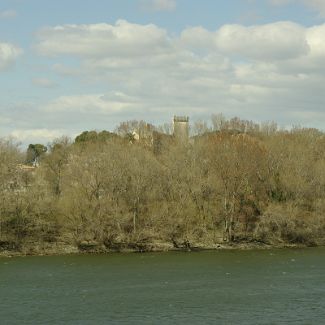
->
[[1, 0, 325, 145]]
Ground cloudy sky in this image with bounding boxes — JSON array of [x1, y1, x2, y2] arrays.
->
[[1, 0, 325, 145]]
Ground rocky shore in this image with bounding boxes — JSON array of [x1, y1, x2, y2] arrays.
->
[[0, 240, 318, 257]]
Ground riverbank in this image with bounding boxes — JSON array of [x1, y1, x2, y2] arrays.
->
[[0, 240, 320, 257]]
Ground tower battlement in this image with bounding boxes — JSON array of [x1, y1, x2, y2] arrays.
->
[[173, 116, 189, 123]]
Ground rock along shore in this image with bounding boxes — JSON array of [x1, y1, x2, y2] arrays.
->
[[0, 240, 318, 258]]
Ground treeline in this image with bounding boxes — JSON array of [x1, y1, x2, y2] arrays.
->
[[1, 116, 325, 253]]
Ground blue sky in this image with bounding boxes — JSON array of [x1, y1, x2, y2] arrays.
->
[[1, 0, 325, 145]]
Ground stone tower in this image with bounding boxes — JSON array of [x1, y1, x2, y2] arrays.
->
[[173, 116, 189, 142]]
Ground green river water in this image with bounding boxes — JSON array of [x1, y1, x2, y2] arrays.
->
[[0, 248, 324, 324]]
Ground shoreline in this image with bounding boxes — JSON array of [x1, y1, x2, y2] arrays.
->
[[0, 241, 321, 258]]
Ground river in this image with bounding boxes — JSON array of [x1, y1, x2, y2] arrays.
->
[[0, 248, 324, 324]]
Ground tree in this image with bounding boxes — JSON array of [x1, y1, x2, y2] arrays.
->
[[42, 137, 71, 196], [204, 133, 268, 241], [26, 144, 47, 166], [74, 130, 117, 143]]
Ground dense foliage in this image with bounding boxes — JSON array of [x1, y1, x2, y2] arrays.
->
[[1, 117, 325, 253]]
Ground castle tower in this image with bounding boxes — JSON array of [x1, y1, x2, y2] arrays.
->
[[173, 116, 189, 142]]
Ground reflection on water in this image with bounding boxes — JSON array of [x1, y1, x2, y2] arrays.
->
[[0, 248, 325, 324]]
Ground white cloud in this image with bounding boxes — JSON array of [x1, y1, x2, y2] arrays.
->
[[181, 26, 216, 49], [32, 77, 58, 88], [276, 24, 325, 74], [36, 20, 170, 58], [306, 24, 325, 58], [36, 20, 313, 66], [0, 116, 11, 124], [0, 42, 22, 70], [303, 0, 325, 18], [44, 92, 141, 114], [268, 0, 325, 18], [10, 129, 63, 143], [268, 0, 294, 5], [215, 22, 309, 60], [9, 19, 325, 144], [141, 0, 176, 11], [0, 9, 17, 19]]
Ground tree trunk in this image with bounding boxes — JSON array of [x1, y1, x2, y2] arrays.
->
[[133, 210, 136, 233]]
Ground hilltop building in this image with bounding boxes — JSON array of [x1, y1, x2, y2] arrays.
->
[[173, 116, 189, 143], [127, 116, 190, 153]]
